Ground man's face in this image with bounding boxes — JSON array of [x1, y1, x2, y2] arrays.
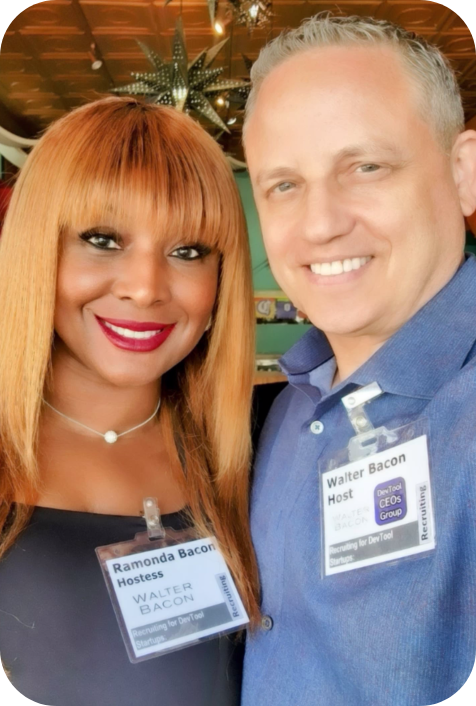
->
[[245, 45, 467, 342]]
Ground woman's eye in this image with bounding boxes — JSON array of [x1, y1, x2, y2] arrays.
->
[[80, 233, 121, 250], [170, 245, 210, 260]]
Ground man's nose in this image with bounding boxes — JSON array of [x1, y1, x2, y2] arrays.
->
[[111, 251, 171, 308], [301, 182, 355, 244]]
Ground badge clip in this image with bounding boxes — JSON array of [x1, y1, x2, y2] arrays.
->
[[342, 382, 397, 462], [142, 497, 165, 540]]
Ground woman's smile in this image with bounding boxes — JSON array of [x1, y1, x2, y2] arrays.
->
[[95, 316, 176, 352]]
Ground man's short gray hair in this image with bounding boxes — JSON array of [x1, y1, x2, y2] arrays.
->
[[244, 13, 465, 150]]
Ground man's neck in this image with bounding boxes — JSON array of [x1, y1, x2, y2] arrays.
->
[[329, 333, 390, 387]]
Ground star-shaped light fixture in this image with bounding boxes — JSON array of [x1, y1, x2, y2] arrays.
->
[[112, 19, 249, 132], [228, 1, 273, 31], [226, 54, 253, 110]]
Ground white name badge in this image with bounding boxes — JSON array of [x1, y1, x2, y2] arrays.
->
[[320, 434, 436, 577], [97, 530, 248, 663]]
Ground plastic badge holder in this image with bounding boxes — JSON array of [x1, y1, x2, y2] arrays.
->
[[96, 498, 249, 663], [319, 383, 436, 578]]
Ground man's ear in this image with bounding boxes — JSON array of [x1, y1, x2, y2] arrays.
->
[[452, 130, 476, 216]]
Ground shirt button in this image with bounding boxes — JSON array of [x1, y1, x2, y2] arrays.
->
[[310, 420, 324, 434], [261, 615, 274, 631]]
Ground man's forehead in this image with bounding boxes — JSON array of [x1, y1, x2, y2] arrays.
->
[[244, 44, 430, 176], [246, 43, 416, 130]]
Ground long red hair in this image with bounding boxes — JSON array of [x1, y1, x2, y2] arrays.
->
[[0, 97, 260, 623]]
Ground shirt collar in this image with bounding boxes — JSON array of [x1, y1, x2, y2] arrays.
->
[[280, 255, 476, 400]]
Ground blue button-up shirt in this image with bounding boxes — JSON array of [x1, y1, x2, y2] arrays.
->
[[242, 256, 476, 706]]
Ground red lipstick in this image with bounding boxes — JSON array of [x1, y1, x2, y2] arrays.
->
[[95, 316, 175, 352]]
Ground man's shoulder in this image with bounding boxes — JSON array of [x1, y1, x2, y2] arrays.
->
[[437, 344, 476, 408], [431, 348, 476, 436]]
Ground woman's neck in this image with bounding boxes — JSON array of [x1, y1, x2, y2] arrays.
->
[[46, 347, 161, 434]]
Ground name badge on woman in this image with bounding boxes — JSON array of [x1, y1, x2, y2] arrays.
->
[[96, 498, 248, 663]]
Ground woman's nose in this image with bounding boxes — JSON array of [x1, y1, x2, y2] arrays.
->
[[111, 251, 171, 308]]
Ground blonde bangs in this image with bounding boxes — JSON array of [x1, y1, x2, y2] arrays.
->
[[48, 98, 237, 254]]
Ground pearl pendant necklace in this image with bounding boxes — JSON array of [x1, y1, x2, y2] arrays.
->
[[43, 397, 161, 444]]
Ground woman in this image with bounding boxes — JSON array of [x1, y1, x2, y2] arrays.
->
[[0, 97, 259, 705]]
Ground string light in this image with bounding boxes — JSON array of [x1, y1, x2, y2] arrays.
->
[[89, 43, 103, 71], [249, 3, 259, 20], [214, 21, 225, 35]]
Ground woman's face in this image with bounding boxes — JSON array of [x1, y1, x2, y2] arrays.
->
[[54, 208, 219, 388]]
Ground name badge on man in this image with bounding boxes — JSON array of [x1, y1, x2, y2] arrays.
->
[[96, 499, 248, 663], [319, 383, 436, 577]]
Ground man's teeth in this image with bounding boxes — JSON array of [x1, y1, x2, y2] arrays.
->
[[310, 256, 371, 276], [103, 322, 163, 339]]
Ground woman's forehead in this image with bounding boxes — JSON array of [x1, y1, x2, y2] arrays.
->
[[63, 197, 216, 245]]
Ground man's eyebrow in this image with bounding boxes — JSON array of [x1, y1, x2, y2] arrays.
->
[[255, 142, 403, 184], [255, 143, 405, 186], [256, 167, 300, 187], [334, 141, 402, 161]]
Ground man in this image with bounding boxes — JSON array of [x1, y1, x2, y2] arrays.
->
[[242, 14, 476, 706]]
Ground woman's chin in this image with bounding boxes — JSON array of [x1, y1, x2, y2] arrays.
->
[[92, 367, 163, 388]]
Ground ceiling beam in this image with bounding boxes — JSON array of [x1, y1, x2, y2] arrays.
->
[[0, 144, 28, 169], [72, 0, 115, 88]]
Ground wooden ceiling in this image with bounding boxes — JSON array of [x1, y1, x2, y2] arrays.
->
[[0, 0, 475, 154]]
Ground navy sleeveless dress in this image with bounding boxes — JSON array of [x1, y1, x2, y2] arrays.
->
[[0, 507, 243, 706]]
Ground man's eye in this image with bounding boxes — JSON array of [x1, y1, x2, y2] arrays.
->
[[80, 233, 121, 250], [357, 164, 381, 173], [170, 245, 211, 260], [274, 182, 295, 193]]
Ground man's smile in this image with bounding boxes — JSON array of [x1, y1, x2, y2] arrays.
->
[[309, 256, 372, 276]]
